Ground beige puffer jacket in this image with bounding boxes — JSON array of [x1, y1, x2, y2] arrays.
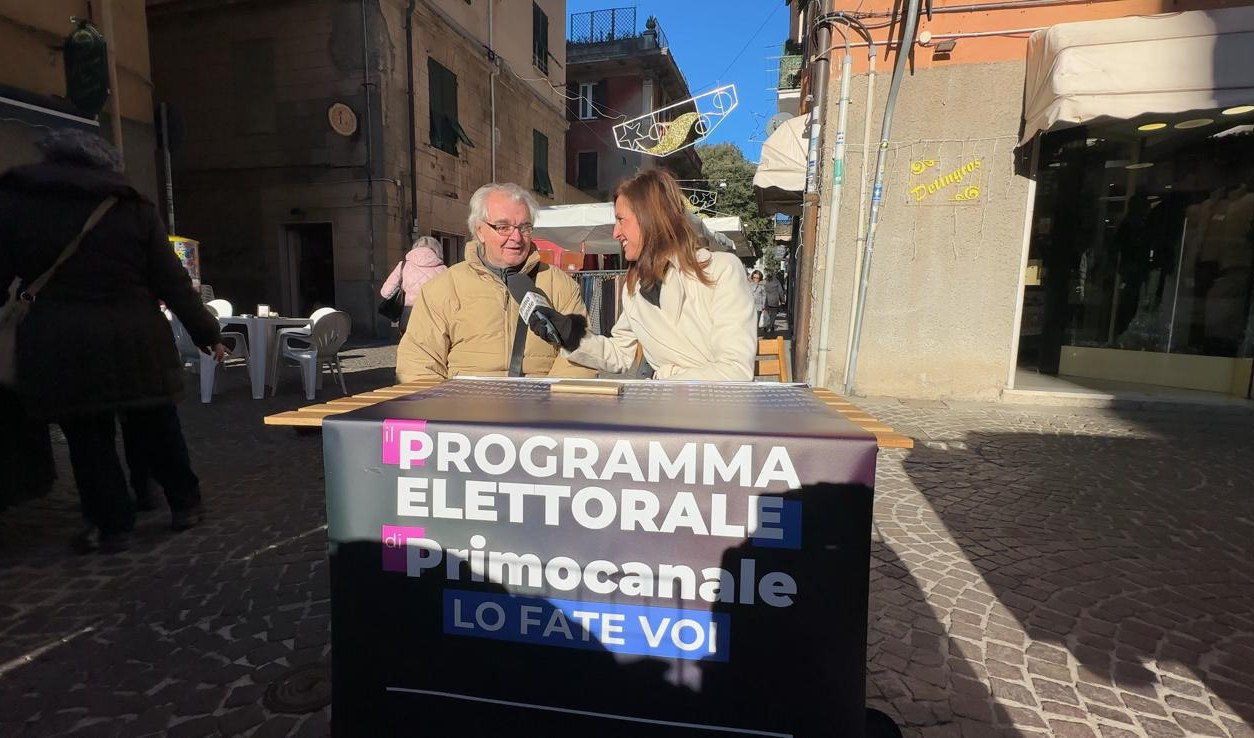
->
[[396, 243, 597, 382]]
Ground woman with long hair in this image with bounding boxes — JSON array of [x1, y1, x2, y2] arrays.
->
[[562, 169, 756, 379]]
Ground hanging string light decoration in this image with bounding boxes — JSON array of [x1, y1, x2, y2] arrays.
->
[[682, 188, 718, 213], [613, 84, 738, 157]]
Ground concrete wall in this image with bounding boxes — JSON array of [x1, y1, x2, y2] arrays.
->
[[809, 61, 1031, 401]]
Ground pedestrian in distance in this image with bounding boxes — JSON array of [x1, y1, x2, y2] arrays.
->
[[380, 235, 448, 335], [0, 130, 226, 554], [762, 272, 784, 338], [749, 270, 768, 337]]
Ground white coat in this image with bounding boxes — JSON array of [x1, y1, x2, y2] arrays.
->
[[564, 249, 757, 380]]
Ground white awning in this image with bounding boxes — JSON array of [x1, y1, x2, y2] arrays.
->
[[534, 204, 745, 257], [703, 216, 755, 259], [533, 203, 620, 254], [753, 114, 808, 215], [1022, 7, 1254, 144]]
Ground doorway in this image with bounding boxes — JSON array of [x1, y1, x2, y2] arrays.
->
[[433, 230, 465, 267], [280, 223, 336, 318]]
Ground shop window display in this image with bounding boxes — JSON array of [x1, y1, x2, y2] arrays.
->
[[1021, 107, 1254, 395]]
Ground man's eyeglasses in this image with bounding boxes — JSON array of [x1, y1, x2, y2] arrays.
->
[[483, 221, 534, 238]]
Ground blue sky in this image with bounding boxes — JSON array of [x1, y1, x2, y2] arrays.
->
[[565, 0, 790, 163]]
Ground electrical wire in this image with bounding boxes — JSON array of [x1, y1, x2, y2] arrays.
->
[[693, 2, 784, 94], [504, 64, 631, 121]]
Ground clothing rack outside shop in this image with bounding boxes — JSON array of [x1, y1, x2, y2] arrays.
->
[[575, 269, 627, 336]]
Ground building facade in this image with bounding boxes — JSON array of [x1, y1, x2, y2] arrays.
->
[[147, 0, 570, 334], [781, 0, 1254, 401], [1, 0, 157, 197], [563, 7, 701, 203]]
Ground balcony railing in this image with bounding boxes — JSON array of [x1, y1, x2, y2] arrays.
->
[[777, 54, 802, 90], [569, 7, 668, 50]]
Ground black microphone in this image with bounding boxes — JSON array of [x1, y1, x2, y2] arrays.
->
[[506, 272, 564, 347]]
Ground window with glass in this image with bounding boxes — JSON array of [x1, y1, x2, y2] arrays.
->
[[532, 3, 549, 74], [533, 130, 553, 196], [576, 151, 598, 190], [1020, 105, 1254, 395], [577, 82, 596, 120]]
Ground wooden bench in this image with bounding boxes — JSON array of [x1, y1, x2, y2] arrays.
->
[[265, 379, 912, 450]]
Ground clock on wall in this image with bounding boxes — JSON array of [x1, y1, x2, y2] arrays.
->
[[328, 102, 358, 137]]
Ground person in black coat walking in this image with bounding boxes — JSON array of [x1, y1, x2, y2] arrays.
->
[[0, 130, 226, 553]]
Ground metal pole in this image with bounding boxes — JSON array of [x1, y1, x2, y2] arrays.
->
[[791, 0, 834, 383], [489, 0, 498, 180], [1166, 218, 1188, 352], [405, 0, 419, 242], [360, 0, 378, 336], [98, 0, 125, 164], [812, 45, 851, 386], [843, 46, 877, 386], [844, 0, 923, 396], [160, 102, 175, 232]]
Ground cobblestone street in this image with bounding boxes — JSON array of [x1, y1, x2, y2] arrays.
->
[[1, 346, 1252, 737]]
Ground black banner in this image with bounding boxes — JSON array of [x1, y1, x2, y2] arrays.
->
[[323, 379, 878, 737]]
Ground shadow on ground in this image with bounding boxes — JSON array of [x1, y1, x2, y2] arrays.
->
[[896, 410, 1254, 736]]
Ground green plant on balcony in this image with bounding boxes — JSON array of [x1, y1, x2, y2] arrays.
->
[[778, 54, 802, 90]]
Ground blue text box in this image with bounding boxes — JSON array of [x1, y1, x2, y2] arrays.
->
[[443, 589, 730, 662]]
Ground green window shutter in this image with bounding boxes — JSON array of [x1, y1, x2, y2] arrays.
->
[[428, 58, 463, 155], [533, 130, 552, 196]]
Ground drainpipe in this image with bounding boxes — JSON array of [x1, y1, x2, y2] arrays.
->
[[844, 44, 877, 383], [405, 0, 419, 242], [489, 0, 498, 180], [810, 33, 850, 386], [159, 102, 175, 231], [98, 0, 125, 163], [791, 0, 833, 383], [843, 0, 923, 396], [360, 0, 378, 336]]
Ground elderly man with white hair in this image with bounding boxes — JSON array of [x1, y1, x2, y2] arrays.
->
[[395, 183, 596, 381]]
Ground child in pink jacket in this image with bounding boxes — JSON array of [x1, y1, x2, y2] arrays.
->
[[380, 236, 447, 333]]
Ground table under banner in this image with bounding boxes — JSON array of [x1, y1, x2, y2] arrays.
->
[[317, 377, 886, 737]]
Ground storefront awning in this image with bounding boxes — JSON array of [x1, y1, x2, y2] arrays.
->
[[534, 203, 744, 257], [1022, 7, 1254, 144], [703, 216, 756, 259], [753, 114, 808, 216], [533, 203, 621, 255]]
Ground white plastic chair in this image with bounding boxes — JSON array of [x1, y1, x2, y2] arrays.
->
[[167, 312, 220, 403], [204, 303, 250, 367], [269, 306, 335, 382], [269, 310, 351, 400], [168, 307, 249, 403], [206, 299, 233, 317]]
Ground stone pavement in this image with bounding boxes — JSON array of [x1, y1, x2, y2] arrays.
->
[[861, 398, 1254, 738], [0, 345, 1251, 737]]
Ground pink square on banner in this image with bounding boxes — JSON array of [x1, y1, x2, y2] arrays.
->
[[381, 525, 424, 572], [381, 418, 427, 466]]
